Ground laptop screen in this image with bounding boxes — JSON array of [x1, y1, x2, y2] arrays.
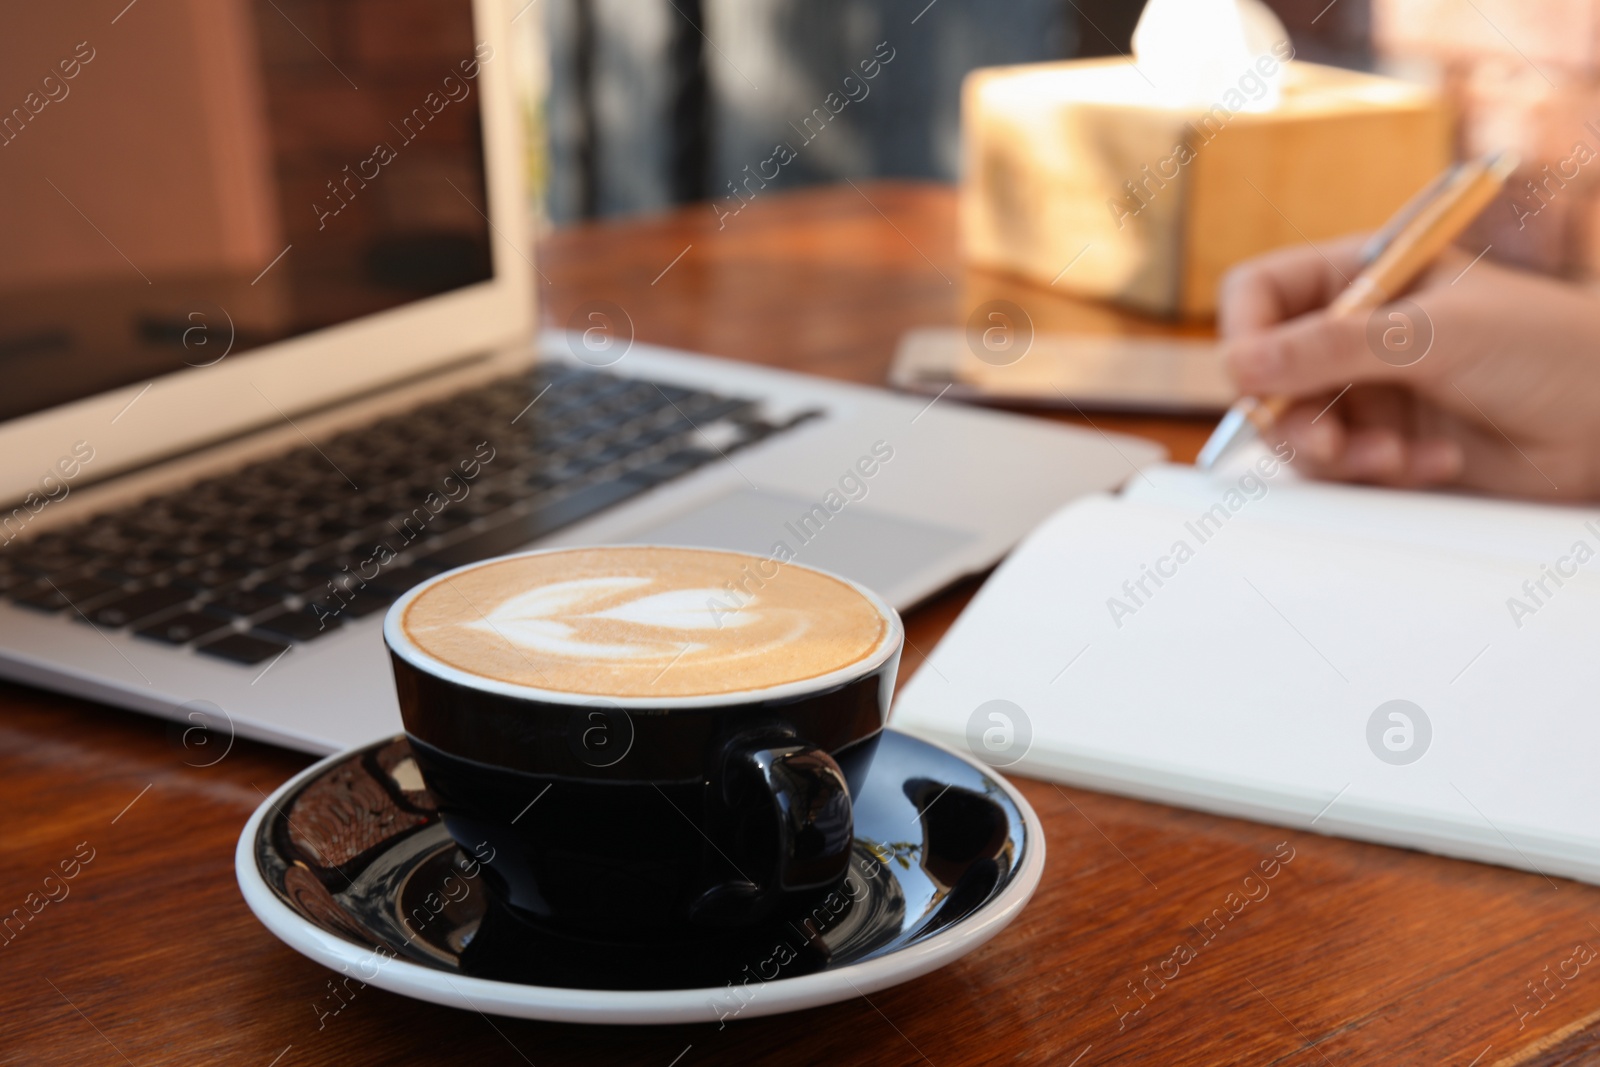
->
[[0, 0, 493, 424]]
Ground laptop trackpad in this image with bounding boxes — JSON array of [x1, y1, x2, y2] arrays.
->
[[624, 489, 975, 594]]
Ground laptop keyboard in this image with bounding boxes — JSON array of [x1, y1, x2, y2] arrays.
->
[[0, 363, 814, 665]]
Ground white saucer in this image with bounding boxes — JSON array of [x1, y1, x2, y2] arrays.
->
[[235, 728, 1044, 1025]]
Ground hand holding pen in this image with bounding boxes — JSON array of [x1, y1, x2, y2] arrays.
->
[[1201, 153, 1600, 501]]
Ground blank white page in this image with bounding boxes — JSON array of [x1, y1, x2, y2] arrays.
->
[[1126, 459, 1600, 567], [892, 491, 1600, 884]]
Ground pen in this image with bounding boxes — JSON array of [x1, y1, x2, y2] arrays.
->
[[1195, 149, 1519, 471]]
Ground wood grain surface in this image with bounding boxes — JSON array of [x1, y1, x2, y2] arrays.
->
[[3, 183, 1597, 1066]]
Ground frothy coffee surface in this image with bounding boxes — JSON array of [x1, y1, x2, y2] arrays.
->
[[401, 547, 889, 698]]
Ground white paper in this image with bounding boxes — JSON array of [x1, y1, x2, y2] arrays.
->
[[892, 482, 1600, 884]]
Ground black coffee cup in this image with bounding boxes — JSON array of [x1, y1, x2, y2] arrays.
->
[[383, 546, 903, 941]]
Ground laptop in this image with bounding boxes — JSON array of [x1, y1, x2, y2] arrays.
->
[[0, 0, 1162, 754]]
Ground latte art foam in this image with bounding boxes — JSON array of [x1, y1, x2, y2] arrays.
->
[[400, 547, 889, 697]]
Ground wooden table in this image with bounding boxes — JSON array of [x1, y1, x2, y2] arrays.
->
[[4, 183, 1597, 1066]]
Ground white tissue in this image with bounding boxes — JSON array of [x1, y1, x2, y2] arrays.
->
[[1132, 0, 1291, 112]]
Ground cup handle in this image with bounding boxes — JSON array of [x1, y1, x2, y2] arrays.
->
[[692, 739, 854, 925]]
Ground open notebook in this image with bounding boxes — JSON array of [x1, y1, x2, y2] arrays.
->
[[891, 454, 1600, 884]]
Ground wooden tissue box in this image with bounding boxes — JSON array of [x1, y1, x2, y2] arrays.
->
[[960, 58, 1451, 318]]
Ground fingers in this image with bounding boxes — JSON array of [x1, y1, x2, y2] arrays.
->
[[1219, 246, 1600, 500], [1219, 235, 1453, 399], [1407, 438, 1469, 484], [1217, 236, 1370, 340], [1272, 397, 1464, 488], [1226, 308, 1380, 397]]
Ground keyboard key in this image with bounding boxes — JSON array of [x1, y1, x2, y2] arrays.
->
[[101, 556, 175, 582], [254, 607, 342, 642], [419, 477, 649, 571], [309, 591, 391, 619], [682, 398, 752, 424], [418, 509, 472, 535], [204, 587, 285, 619], [259, 570, 328, 598], [170, 562, 250, 592], [300, 566, 377, 607], [650, 383, 696, 404], [732, 419, 783, 446], [14, 549, 94, 577], [76, 535, 141, 560], [136, 612, 234, 646], [365, 565, 435, 596], [10, 576, 124, 613], [197, 632, 290, 665], [83, 585, 195, 629], [217, 548, 286, 572], [626, 448, 718, 486], [549, 453, 608, 480], [154, 535, 221, 560]]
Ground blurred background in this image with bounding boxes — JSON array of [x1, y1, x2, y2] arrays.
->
[[527, 0, 1600, 283], [533, 0, 1372, 220]]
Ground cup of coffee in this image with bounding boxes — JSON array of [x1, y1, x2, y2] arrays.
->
[[383, 545, 903, 940]]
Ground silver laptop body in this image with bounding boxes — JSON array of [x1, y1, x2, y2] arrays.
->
[[0, 0, 1161, 753]]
